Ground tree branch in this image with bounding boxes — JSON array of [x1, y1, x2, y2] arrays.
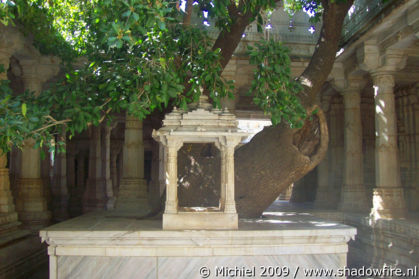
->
[[211, 5, 256, 70], [299, 0, 354, 107], [183, 0, 194, 26]]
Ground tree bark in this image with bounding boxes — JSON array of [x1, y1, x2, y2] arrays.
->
[[233, 0, 353, 218]]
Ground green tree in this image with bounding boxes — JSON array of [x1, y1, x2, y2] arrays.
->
[[0, 0, 354, 217]]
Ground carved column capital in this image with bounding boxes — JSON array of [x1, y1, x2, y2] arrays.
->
[[340, 78, 364, 108], [20, 56, 60, 94], [329, 62, 347, 91], [371, 72, 395, 89], [357, 40, 407, 73], [125, 115, 143, 129], [167, 138, 183, 152], [382, 49, 407, 71], [357, 40, 380, 72]]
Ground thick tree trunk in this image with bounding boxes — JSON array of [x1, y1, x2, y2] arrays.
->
[[176, 1, 353, 218], [234, 0, 353, 218], [235, 106, 328, 217]]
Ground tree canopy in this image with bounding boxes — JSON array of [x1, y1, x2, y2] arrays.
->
[[0, 0, 329, 153]]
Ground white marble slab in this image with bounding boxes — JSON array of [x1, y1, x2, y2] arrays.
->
[[40, 211, 356, 279]]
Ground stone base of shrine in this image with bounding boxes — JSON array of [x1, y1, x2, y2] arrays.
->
[[40, 211, 356, 279], [163, 212, 238, 230]]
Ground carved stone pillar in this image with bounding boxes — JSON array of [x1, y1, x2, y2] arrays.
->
[[412, 85, 419, 212], [110, 141, 123, 203], [158, 143, 166, 197], [67, 143, 79, 217], [115, 115, 150, 215], [0, 152, 21, 234], [0, 51, 21, 234], [396, 84, 419, 212], [15, 57, 59, 228], [102, 126, 114, 209], [83, 126, 106, 212], [222, 139, 239, 214], [361, 94, 375, 204], [51, 130, 69, 221], [314, 95, 331, 208], [371, 72, 407, 219], [328, 97, 344, 209], [339, 81, 369, 212], [164, 139, 183, 214]]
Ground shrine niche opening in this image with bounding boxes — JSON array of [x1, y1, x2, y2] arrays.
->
[[178, 143, 221, 211]]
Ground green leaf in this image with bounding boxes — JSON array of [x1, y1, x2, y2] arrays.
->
[[21, 103, 27, 117]]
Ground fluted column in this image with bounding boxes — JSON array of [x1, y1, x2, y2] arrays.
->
[[115, 115, 150, 214], [15, 57, 59, 228], [339, 81, 369, 212], [371, 72, 407, 219], [83, 126, 106, 212]]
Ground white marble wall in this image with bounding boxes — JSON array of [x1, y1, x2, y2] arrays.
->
[[58, 254, 346, 279]]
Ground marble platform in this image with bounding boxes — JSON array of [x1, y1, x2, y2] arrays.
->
[[40, 211, 356, 279]]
